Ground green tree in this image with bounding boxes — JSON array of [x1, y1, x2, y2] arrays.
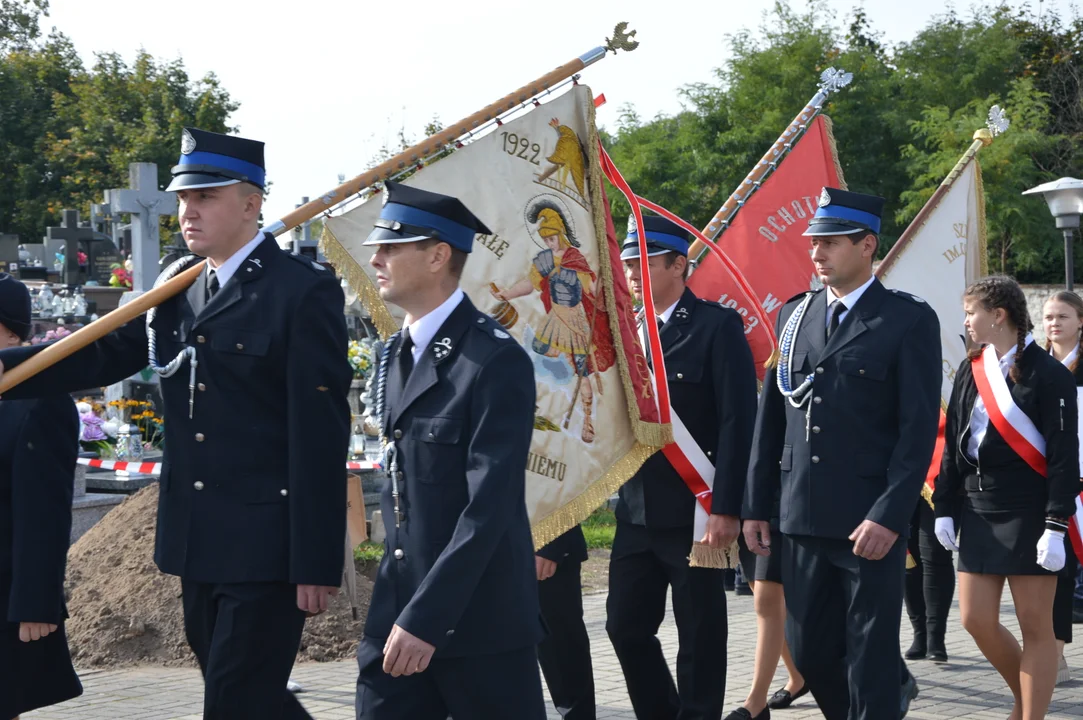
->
[[0, 0, 48, 50]]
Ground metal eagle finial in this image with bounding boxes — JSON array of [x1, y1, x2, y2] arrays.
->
[[987, 105, 1010, 137], [818, 67, 854, 95], [606, 22, 639, 54]]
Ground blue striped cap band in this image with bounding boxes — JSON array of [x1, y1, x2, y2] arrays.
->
[[379, 202, 476, 252], [178, 151, 265, 187], [810, 204, 880, 234], [625, 231, 690, 256]]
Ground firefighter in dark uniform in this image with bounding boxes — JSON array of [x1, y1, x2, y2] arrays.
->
[[610, 215, 758, 720], [0, 275, 83, 720], [354, 181, 546, 720], [536, 525, 595, 720], [0, 129, 352, 720], [743, 188, 941, 720]]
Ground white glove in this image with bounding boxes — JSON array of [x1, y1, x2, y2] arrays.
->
[[1037, 529, 1067, 573], [934, 517, 959, 553]]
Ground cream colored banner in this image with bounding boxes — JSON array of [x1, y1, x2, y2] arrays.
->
[[322, 86, 665, 548], [879, 160, 986, 407]]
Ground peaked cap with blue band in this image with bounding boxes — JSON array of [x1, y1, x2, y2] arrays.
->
[[362, 180, 492, 253], [620, 215, 694, 260], [803, 186, 885, 237], [165, 127, 266, 192]]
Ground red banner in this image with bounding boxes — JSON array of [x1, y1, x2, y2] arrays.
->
[[688, 115, 843, 378]]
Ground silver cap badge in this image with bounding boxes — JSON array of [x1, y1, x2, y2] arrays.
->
[[181, 129, 197, 155]]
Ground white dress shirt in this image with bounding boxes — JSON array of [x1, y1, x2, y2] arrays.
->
[[825, 274, 876, 328], [658, 299, 680, 325], [405, 289, 465, 364], [967, 334, 1034, 460], [206, 230, 265, 287]]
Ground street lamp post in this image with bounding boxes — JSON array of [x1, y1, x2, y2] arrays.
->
[[1023, 177, 1083, 291]]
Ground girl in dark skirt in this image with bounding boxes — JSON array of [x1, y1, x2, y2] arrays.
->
[[934, 276, 1078, 720], [1041, 290, 1083, 686]]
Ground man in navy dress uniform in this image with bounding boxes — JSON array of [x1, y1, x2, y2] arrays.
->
[[536, 525, 595, 720], [354, 181, 546, 719], [743, 188, 941, 720], [0, 128, 352, 719], [609, 215, 757, 720]]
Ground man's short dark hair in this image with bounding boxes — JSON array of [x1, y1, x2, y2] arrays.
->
[[663, 251, 690, 279], [417, 238, 468, 279], [851, 232, 879, 255]]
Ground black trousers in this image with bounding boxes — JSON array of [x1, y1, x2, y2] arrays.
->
[[782, 534, 907, 720], [181, 580, 310, 720], [904, 501, 956, 642], [606, 522, 726, 720], [538, 558, 596, 720], [1054, 538, 1079, 643], [354, 637, 546, 719]]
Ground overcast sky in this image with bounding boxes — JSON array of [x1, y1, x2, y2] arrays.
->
[[44, 0, 1071, 224]]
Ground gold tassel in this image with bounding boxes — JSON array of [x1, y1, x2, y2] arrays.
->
[[687, 539, 740, 569], [765, 346, 781, 370], [905, 552, 917, 570], [822, 114, 848, 191]]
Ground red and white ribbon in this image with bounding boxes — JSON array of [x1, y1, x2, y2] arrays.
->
[[971, 343, 1046, 476], [77, 458, 382, 474]]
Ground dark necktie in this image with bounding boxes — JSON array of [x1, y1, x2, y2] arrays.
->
[[397, 328, 415, 387], [827, 301, 847, 341], [206, 270, 220, 303]]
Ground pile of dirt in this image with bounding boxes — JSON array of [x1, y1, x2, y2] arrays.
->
[[64, 484, 372, 668]]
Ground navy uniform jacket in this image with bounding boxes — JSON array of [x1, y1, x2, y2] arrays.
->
[[745, 279, 941, 539], [617, 287, 758, 528], [0, 395, 82, 717], [0, 235, 352, 587], [365, 295, 544, 658]]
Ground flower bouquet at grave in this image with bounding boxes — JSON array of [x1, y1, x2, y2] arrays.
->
[[109, 264, 132, 289], [30, 326, 72, 345], [106, 398, 165, 452], [347, 338, 374, 381], [77, 397, 117, 457]]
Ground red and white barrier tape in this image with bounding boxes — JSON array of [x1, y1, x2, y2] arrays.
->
[[77, 458, 382, 474]]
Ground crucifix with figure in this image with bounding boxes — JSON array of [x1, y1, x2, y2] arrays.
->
[[105, 163, 178, 293]]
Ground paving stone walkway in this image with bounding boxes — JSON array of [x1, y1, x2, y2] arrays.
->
[[25, 590, 1083, 719]]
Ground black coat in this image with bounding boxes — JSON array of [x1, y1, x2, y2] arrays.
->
[[365, 295, 544, 658], [537, 525, 588, 565], [745, 279, 942, 539], [616, 287, 758, 529], [0, 236, 352, 587], [0, 395, 82, 718], [934, 343, 1079, 519]]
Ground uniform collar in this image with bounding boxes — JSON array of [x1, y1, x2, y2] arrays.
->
[[1058, 344, 1079, 369], [406, 288, 465, 355], [657, 298, 680, 324], [207, 230, 264, 287], [826, 273, 875, 313], [993, 333, 1034, 369]]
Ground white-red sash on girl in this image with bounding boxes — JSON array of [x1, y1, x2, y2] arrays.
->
[[973, 344, 1083, 558]]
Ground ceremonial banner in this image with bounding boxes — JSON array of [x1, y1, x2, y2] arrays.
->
[[687, 115, 845, 378], [878, 145, 989, 505], [322, 86, 667, 547]]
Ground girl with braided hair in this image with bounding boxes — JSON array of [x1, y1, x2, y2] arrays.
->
[[934, 275, 1079, 720], [1041, 290, 1083, 686]]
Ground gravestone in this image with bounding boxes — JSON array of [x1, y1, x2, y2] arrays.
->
[[70, 458, 125, 543], [85, 235, 125, 286], [104, 163, 177, 293], [46, 210, 94, 283], [0, 234, 20, 276]]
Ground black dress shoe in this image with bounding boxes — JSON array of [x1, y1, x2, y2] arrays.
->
[[724, 707, 770, 720], [905, 633, 927, 660], [767, 685, 809, 709], [927, 635, 948, 663], [900, 672, 919, 717]]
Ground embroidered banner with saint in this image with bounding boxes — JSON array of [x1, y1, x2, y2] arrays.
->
[[322, 86, 667, 547]]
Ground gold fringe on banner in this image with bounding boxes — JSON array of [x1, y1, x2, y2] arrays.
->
[[531, 441, 655, 548], [822, 115, 848, 191], [688, 539, 740, 570], [906, 552, 917, 570], [974, 158, 990, 277]]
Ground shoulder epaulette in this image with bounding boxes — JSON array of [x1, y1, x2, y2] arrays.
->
[[282, 251, 329, 273], [889, 288, 927, 305]]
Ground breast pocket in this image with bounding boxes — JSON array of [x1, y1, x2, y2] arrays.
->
[[838, 354, 888, 382], [666, 364, 703, 385], [411, 416, 465, 484]]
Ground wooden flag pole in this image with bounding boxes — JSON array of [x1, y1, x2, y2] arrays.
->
[[0, 261, 206, 395], [686, 67, 853, 267], [262, 22, 640, 238]]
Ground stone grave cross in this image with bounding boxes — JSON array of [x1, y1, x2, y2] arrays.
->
[[105, 163, 177, 293], [46, 210, 94, 283]]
